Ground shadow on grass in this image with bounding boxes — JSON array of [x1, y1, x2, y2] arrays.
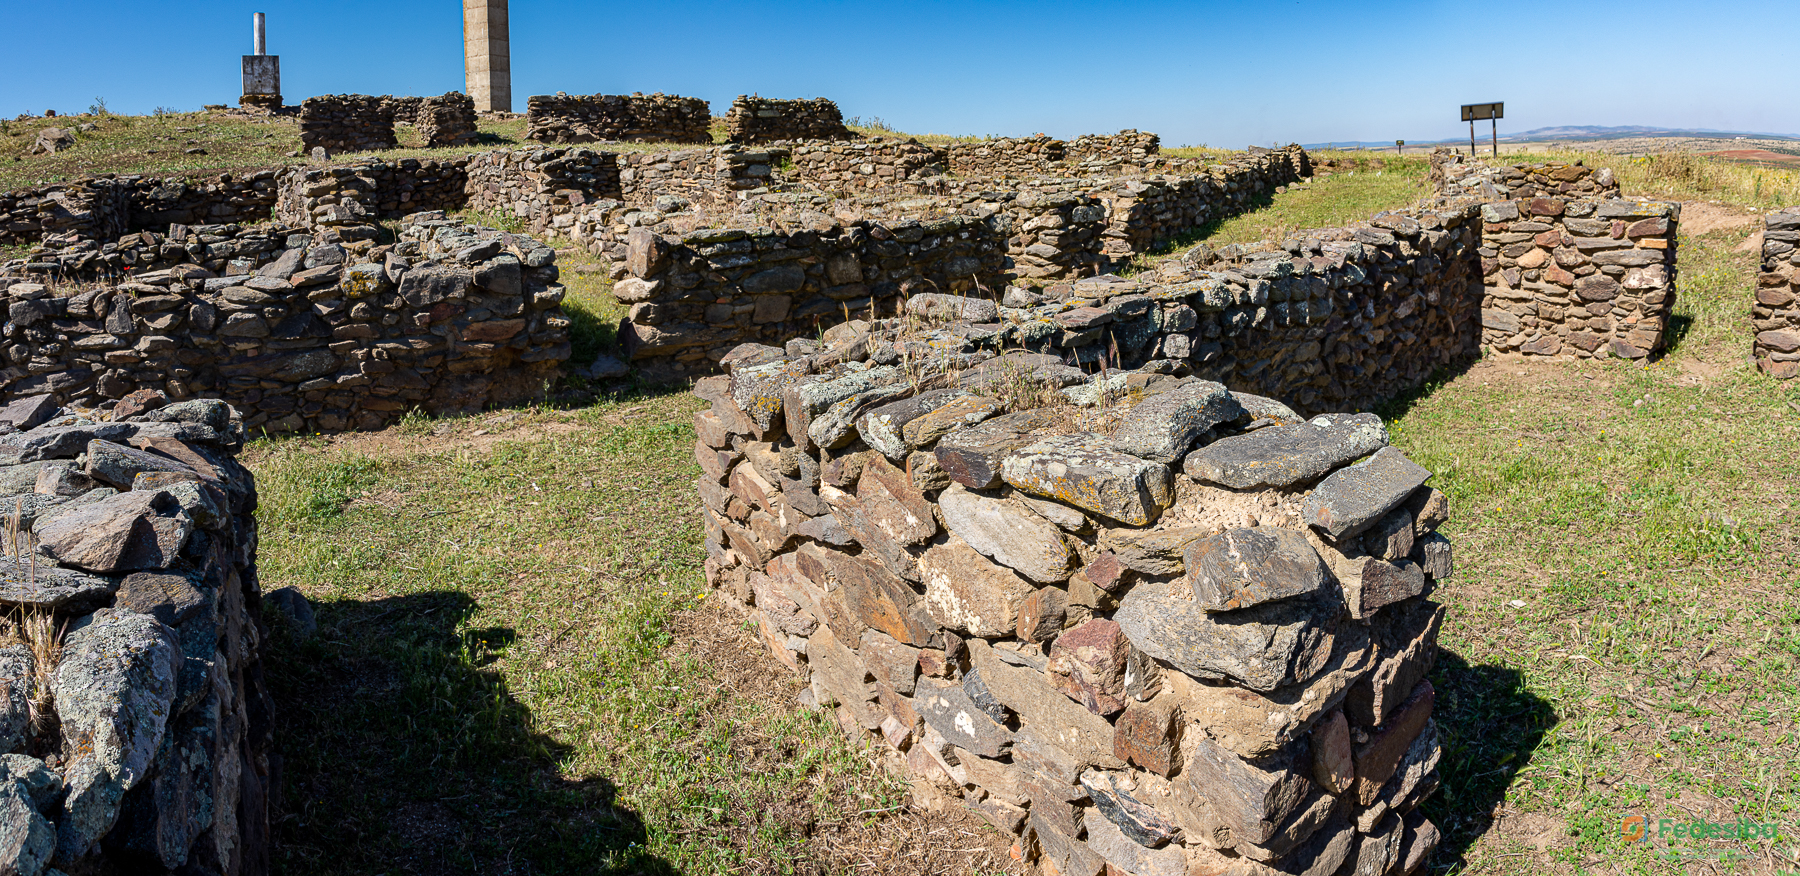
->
[[1421, 649, 1559, 871], [264, 591, 676, 876]]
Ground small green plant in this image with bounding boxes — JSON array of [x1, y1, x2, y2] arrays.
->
[[88, 96, 109, 116]]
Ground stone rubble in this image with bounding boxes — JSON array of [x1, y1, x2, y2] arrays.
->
[[698, 316, 1450, 875]]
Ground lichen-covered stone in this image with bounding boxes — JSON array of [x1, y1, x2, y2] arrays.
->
[[1001, 433, 1173, 526], [1183, 413, 1388, 490]]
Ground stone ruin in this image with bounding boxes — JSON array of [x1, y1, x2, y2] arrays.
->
[[297, 92, 480, 155], [695, 319, 1453, 876], [1754, 207, 1800, 378], [724, 96, 854, 144], [524, 92, 712, 145], [0, 215, 571, 433], [0, 391, 269, 875]]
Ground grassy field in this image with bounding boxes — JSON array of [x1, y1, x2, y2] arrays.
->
[[10, 106, 1778, 873]]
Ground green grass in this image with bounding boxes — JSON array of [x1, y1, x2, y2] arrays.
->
[[252, 396, 1017, 875], [1119, 156, 1432, 273], [1384, 223, 1800, 874]]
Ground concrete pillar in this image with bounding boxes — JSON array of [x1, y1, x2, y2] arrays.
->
[[253, 12, 266, 55], [241, 11, 281, 110], [463, 0, 511, 113]]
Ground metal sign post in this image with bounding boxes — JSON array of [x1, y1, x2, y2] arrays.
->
[[1460, 102, 1503, 157]]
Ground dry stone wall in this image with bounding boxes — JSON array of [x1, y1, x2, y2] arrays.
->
[[525, 93, 711, 145], [1753, 207, 1800, 378], [947, 137, 1068, 178], [1476, 196, 1679, 359], [415, 92, 479, 148], [272, 157, 471, 238], [297, 95, 398, 155], [695, 334, 1449, 876], [1, 172, 281, 249], [725, 96, 854, 144], [787, 140, 948, 192], [0, 392, 272, 876], [1069, 130, 1161, 168], [1433, 150, 1619, 201], [1093, 147, 1311, 263], [0, 216, 570, 433]]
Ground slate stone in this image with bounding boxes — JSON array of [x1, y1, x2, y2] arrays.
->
[[728, 359, 804, 438], [1399, 812, 1441, 875], [0, 396, 57, 432], [1352, 681, 1435, 806], [1015, 585, 1067, 644], [1414, 531, 1453, 579], [1230, 392, 1304, 426], [1345, 599, 1444, 728], [0, 647, 31, 755], [1080, 769, 1184, 849], [1341, 557, 1427, 618], [264, 586, 317, 639], [1099, 526, 1206, 576], [0, 558, 118, 610], [855, 389, 967, 460], [84, 439, 195, 490], [1001, 432, 1173, 526], [934, 408, 1059, 490], [899, 394, 1002, 449], [967, 640, 1123, 768], [1029, 812, 1106, 876], [1362, 506, 1415, 560], [0, 423, 140, 463], [0, 463, 50, 496], [810, 380, 913, 450], [35, 490, 191, 574], [1114, 580, 1337, 692], [1311, 710, 1354, 795], [0, 773, 54, 876], [904, 293, 998, 323], [114, 572, 208, 628], [1184, 527, 1331, 612], [781, 366, 900, 451], [1112, 696, 1180, 776], [1181, 735, 1317, 846], [1047, 619, 1130, 717], [1302, 446, 1432, 542], [1183, 413, 1388, 490], [1276, 812, 1356, 876], [937, 484, 1074, 584], [918, 535, 1033, 638], [796, 547, 933, 646], [960, 669, 1012, 725], [397, 264, 472, 306], [53, 608, 181, 861], [1109, 380, 1243, 464], [914, 678, 1012, 758]]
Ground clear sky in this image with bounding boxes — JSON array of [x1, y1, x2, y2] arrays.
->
[[3, 0, 1793, 147]]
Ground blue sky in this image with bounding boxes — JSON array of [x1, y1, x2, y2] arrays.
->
[[3, 0, 1794, 146]]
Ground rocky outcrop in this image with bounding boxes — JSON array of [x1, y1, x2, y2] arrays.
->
[[698, 324, 1450, 875]]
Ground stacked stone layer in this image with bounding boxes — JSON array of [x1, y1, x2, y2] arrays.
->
[[696, 329, 1451, 876], [1431, 150, 1620, 201], [0, 172, 281, 249], [725, 96, 854, 144], [0, 393, 271, 875], [1475, 196, 1679, 359], [524, 93, 711, 145], [0, 217, 570, 432], [415, 92, 479, 148], [1754, 207, 1800, 378], [297, 95, 399, 155]]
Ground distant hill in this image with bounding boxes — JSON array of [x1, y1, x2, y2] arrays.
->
[[1303, 125, 1800, 150]]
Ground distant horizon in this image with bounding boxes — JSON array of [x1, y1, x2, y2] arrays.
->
[[4, 0, 1795, 150]]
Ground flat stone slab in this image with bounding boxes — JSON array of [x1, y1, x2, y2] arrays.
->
[[1183, 413, 1388, 490], [0, 558, 118, 609], [935, 409, 1061, 490], [1001, 432, 1173, 526], [1185, 527, 1332, 612], [1109, 380, 1243, 464], [915, 678, 1013, 758], [1113, 579, 1337, 692], [856, 389, 967, 461], [1303, 446, 1432, 542], [937, 484, 1075, 584]]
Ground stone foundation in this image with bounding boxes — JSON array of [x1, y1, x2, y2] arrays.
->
[[0, 392, 270, 875], [298, 95, 398, 155], [0, 216, 570, 433], [1754, 207, 1800, 378], [524, 93, 711, 145], [1475, 196, 1679, 359], [724, 96, 854, 144], [696, 327, 1449, 876]]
